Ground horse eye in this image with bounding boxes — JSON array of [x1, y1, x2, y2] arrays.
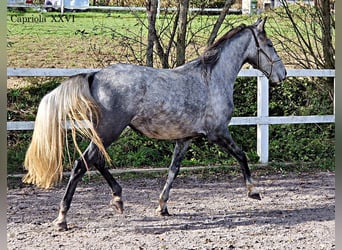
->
[[267, 42, 273, 47]]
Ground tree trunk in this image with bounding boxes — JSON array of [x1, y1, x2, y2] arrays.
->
[[207, 0, 235, 46], [176, 0, 189, 67], [146, 0, 169, 68], [318, 0, 335, 69], [146, 0, 158, 67]]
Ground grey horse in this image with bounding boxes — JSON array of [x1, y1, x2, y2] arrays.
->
[[23, 17, 287, 231]]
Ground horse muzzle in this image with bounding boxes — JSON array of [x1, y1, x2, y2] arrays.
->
[[270, 67, 287, 83]]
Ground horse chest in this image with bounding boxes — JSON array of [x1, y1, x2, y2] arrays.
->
[[209, 84, 233, 113]]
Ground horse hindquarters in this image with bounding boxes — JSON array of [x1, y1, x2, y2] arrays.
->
[[23, 73, 110, 189]]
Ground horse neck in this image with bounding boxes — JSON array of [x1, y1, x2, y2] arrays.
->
[[212, 30, 253, 85]]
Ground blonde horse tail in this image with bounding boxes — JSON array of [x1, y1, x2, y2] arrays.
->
[[23, 73, 110, 189]]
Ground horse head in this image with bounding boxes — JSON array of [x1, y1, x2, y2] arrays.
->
[[246, 17, 287, 83]]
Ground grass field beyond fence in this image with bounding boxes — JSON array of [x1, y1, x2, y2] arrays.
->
[[7, 9, 335, 175]]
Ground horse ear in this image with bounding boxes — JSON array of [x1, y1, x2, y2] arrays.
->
[[256, 17, 267, 32], [254, 17, 262, 26]]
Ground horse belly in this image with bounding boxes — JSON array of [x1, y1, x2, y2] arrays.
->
[[130, 111, 205, 140]]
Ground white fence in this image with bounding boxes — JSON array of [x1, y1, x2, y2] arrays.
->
[[7, 68, 335, 164]]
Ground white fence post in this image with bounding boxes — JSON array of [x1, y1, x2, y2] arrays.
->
[[334, 78, 336, 115], [257, 75, 269, 164]]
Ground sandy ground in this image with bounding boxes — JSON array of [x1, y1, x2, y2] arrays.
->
[[7, 171, 335, 250]]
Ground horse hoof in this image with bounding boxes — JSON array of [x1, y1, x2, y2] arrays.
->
[[53, 219, 68, 231], [248, 192, 261, 200], [110, 197, 124, 214], [156, 207, 171, 216], [161, 210, 171, 216]]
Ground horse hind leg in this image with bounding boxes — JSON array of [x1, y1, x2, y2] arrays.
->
[[93, 154, 123, 214], [92, 122, 130, 214], [53, 157, 87, 231], [157, 139, 191, 216], [53, 142, 120, 231], [208, 129, 261, 200]]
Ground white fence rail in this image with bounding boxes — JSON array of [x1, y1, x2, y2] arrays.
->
[[7, 68, 335, 163]]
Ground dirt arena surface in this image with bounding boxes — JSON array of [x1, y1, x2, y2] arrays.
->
[[7, 171, 335, 250]]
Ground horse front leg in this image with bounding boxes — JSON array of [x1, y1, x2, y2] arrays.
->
[[208, 129, 261, 200], [157, 139, 191, 216], [53, 158, 86, 231]]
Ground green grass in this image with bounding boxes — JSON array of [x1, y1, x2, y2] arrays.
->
[[6, 10, 276, 68], [7, 9, 335, 175], [7, 11, 144, 35], [8, 8, 308, 70]]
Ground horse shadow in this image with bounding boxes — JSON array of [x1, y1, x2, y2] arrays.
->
[[128, 173, 335, 235], [132, 204, 335, 235]]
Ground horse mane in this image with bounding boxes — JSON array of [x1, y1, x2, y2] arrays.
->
[[198, 24, 247, 76]]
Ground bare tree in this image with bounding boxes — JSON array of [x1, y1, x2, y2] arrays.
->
[[146, 0, 172, 68], [146, 0, 158, 67], [145, 0, 237, 68], [207, 0, 236, 46], [87, 1, 238, 69], [269, 0, 335, 70], [176, 0, 190, 66], [318, 0, 334, 69]]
